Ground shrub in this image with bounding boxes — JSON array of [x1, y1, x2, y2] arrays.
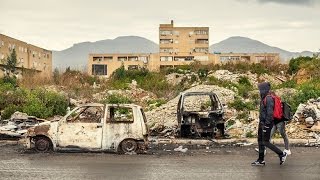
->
[[274, 80, 297, 89], [288, 56, 313, 75], [246, 131, 255, 138], [2, 104, 22, 120], [284, 79, 320, 111], [0, 84, 68, 119], [102, 94, 133, 104], [147, 99, 167, 107], [229, 98, 256, 111]]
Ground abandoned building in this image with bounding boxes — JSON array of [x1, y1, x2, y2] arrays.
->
[[0, 34, 52, 78], [88, 21, 280, 77]]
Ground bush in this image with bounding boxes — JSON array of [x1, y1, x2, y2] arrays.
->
[[147, 99, 167, 107], [274, 80, 297, 89], [246, 131, 255, 138], [229, 98, 256, 111], [288, 56, 313, 75], [102, 94, 133, 104], [283, 79, 320, 111], [2, 104, 22, 119], [0, 84, 68, 119]]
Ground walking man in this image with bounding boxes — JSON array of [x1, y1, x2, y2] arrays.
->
[[251, 82, 288, 166]]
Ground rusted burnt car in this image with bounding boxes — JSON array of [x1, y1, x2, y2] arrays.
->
[[177, 92, 225, 138], [20, 103, 148, 153]]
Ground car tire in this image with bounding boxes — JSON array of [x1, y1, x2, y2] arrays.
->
[[121, 139, 138, 153], [34, 137, 52, 153]]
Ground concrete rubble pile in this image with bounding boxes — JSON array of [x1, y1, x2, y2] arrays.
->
[[92, 80, 157, 106], [292, 98, 320, 143], [145, 85, 235, 136], [0, 112, 47, 139], [208, 70, 258, 85], [208, 70, 286, 86]]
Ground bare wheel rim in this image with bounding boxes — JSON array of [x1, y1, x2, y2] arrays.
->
[[35, 138, 50, 152], [122, 140, 137, 153]]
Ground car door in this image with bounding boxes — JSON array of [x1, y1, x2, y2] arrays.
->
[[57, 105, 104, 150], [103, 105, 142, 151]]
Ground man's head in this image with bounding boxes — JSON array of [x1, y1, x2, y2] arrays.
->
[[258, 82, 271, 99]]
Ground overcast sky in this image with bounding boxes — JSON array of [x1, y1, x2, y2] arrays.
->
[[0, 0, 319, 52]]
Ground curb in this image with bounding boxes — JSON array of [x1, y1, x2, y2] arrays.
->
[[152, 138, 316, 146]]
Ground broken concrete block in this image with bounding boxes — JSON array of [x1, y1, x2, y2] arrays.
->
[[10, 112, 28, 121], [311, 122, 320, 132], [305, 117, 315, 128]]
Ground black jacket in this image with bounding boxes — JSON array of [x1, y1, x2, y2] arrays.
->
[[258, 82, 274, 126]]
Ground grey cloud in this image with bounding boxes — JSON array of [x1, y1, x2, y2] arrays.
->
[[257, 0, 316, 6]]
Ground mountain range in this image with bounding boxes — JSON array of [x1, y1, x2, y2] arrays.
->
[[52, 36, 314, 70]]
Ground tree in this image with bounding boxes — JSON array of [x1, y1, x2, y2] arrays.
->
[[1, 49, 18, 77], [0, 49, 19, 85]]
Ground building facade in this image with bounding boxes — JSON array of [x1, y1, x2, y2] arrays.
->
[[88, 21, 280, 78], [0, 34, 52, 78]]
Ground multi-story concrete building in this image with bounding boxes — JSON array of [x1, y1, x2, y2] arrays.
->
[[0, 34, 52, 78], [214, 53, 280, 64], [88, 21, 280, 78]]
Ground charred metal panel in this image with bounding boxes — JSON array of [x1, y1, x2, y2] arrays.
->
[[57, 123, 103, 149], [102, 105, 145, 151]]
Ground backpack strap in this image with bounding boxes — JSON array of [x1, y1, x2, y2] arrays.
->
[[263, 94, 274, 106]]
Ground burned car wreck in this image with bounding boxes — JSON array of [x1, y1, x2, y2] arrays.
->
[[20, 103, 149, 153], [177, 92, 225, 138]]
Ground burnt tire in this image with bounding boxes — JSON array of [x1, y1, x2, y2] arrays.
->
[[34, 137, 52, 153], [120, 139, 138, 153]]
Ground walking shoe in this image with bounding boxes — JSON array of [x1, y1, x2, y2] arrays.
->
[[255, 148, 267, 155], [251, 160, 266, 166], [280, 152, 288, 165], [284, 149, 291, 155]]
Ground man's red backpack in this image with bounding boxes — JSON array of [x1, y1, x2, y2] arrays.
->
[[263, 92, 292, 121]]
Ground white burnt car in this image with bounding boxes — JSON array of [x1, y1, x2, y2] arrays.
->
[[20, 103, 148, 153]]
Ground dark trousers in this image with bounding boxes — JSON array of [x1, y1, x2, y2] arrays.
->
[[258, 123, 283, 161]]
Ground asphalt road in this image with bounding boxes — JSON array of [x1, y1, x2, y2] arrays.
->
[[0, 143, 319, 180]]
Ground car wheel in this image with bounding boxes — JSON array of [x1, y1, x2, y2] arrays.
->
[[34, 137, 52, 153], [121, 139, 138, 153]]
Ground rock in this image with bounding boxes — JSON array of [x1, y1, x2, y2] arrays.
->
[[305, 117, 315, 128], [166, 73, 187, 86], [174, 145, 188, 153], [311, 121, 320, 132], [10, 112, 28, 121]]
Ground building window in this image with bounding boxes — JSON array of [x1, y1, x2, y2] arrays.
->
[[195, 39, 209, 44], [160, 48, 173, 53], [128, 65, 139, 70], [194, 30, 208, 35], [128, 56, 138, 61], [160, 30, 172, 36], [174, 56, 194, 61], [160, 56, 173, 61], [93, 57, 103, 62], [118, 57, 127, 61], [139, 56, 148, 63], [160, 39, 173, 44], [92, 64, 107, 75], [104, 56, 113, 61], [194, 48, 209, 53]]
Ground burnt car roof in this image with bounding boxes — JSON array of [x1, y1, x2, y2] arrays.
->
[[180, 92, 217, 96]]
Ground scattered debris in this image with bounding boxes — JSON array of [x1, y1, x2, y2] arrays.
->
[[174, 145, 188, 153], [0, 112, 47, 139]]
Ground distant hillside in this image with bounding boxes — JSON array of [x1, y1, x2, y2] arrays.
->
[[52, 36, 314, 70], [52, 36, 159, 71], [210, 36, 314, 62]]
